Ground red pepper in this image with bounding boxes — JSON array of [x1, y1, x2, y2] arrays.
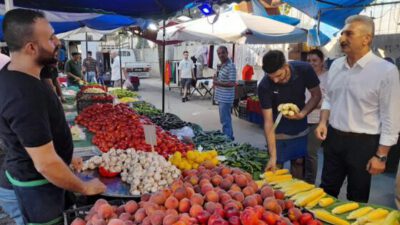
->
[[98, 166, 120, 178]]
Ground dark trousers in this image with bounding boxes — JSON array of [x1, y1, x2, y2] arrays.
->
[[320, 126, 379, 203]]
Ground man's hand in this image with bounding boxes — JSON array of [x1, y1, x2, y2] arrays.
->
[[60, 96, 66, 103], [265, 157, 277, 172], [366, 156, 386, 175], [284, 111, 305, 120], [82, 178, 107, 196], [70, 157, 83, 172], [315, 123, 328, 141]]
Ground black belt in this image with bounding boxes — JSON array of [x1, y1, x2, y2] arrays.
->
[[329, 126, 378, 138]]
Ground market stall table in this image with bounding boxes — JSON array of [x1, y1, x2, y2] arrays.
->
[[191, 78, 213, 98]]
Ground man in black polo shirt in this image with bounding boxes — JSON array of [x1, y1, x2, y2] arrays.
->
[[0, 9, 106, 225], [258, 50, 321, 178], [40, 63, 65, 102]]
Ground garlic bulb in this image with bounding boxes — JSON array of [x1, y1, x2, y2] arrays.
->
[[82, 148, 181, 195]]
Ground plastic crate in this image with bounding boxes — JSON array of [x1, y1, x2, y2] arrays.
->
[[238, 100, 248, 120], [248, 112, 263, 125], [76, 92, 107, 101], [77, 99, 113, 113], [63, 199, 124, 225]]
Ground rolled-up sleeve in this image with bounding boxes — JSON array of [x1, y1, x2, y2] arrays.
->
[[379, 67, 400, 146]]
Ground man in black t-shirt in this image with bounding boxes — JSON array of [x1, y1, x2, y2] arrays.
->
[[258, 50, 321, 179], [0, 9, 106, 225]]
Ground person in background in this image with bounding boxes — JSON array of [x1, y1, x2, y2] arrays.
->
[[304, 49, 328, 184], [178, 51, 195, 102], [384, 57, 395, 64], [315, 15, 400, 202], [213, 46, 237, 141], [0, 53, 9, 173], [64, 52, 83, 86], [40, 63, 65, 102], [0, 53, 10, 69], [82, 51, 98, 83], [57, 43, 67, 71], [242, 58, 254, 81], [0, 9, 106, 225], [110, 50, 127, 87], [258, 50, 321, 177]]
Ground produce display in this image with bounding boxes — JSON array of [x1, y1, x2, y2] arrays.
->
[[82, 87, 107, 94], [131, 102, 163, 117], [110, 89, 139, 99], [82, 149, 181, 195], [79, 95, 114, 101], [70, 125, 86, 141], [217, 144, 269, 180], [192, 131, 268, 180], [192, 131, 234, 150], [169, 150, 219, 171], [66, 86, 399, 225], [149, 113, 189, 130], [75, 103, 193, 157], [248, 96, 259, 101], [119, 97, 140, 103], [277, 103, 300, 117], [82, 84, 108, 92], [262, 169, 400, 225], [71, 163, 323, 225]]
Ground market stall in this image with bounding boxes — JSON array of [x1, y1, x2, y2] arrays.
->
[[61, 84, 399, 225]]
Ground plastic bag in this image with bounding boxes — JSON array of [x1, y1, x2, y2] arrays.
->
[[169, 126, 195, 139]]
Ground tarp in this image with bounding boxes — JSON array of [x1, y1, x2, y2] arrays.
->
[[0, 4, 100, 22], [251, 0, 300, 26], [0, 0, 242, 18], [0, 12, 146, 40], [283, 0, 374, 29], [156, 11, 307, 44]]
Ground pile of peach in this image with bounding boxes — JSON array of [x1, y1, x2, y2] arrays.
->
[[71, 164, 321, 225]]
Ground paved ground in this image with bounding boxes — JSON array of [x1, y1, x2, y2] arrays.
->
[[139, 77, 398, 209]]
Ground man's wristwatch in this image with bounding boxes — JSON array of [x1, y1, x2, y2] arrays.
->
[[374, 154, 388, 162]]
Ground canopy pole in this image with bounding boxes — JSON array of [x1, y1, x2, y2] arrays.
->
[[5, 0, 13, 11], [119, 32, 123, 89], [232, 44, 236, 63], [317, 10, 321, 37], [85, 32, 89, 66], [162, 19, 166, 113]]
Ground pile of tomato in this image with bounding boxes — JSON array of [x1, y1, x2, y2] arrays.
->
[[89, 95, 113, 101], [75, 103, 192, 158]]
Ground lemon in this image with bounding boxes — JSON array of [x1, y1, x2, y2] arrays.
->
[[174, 152, 182, 160], [211, 158, 219, 165], [209, 150, 218, 157], [187, 151, 196, 161]]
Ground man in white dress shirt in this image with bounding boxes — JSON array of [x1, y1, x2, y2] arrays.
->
[[315, 15, 400, 202]]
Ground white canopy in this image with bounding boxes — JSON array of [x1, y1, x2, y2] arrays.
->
[[57, 27, 120, 41], [157, 11, 307, 44]]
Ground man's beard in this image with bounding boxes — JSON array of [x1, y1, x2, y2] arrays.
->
[[36, 46, 59, 66]]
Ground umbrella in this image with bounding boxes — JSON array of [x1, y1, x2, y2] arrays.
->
[[157, 10, 307, 44]]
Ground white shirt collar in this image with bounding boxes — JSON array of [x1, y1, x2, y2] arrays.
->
[[343, 50, 374, 69]]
